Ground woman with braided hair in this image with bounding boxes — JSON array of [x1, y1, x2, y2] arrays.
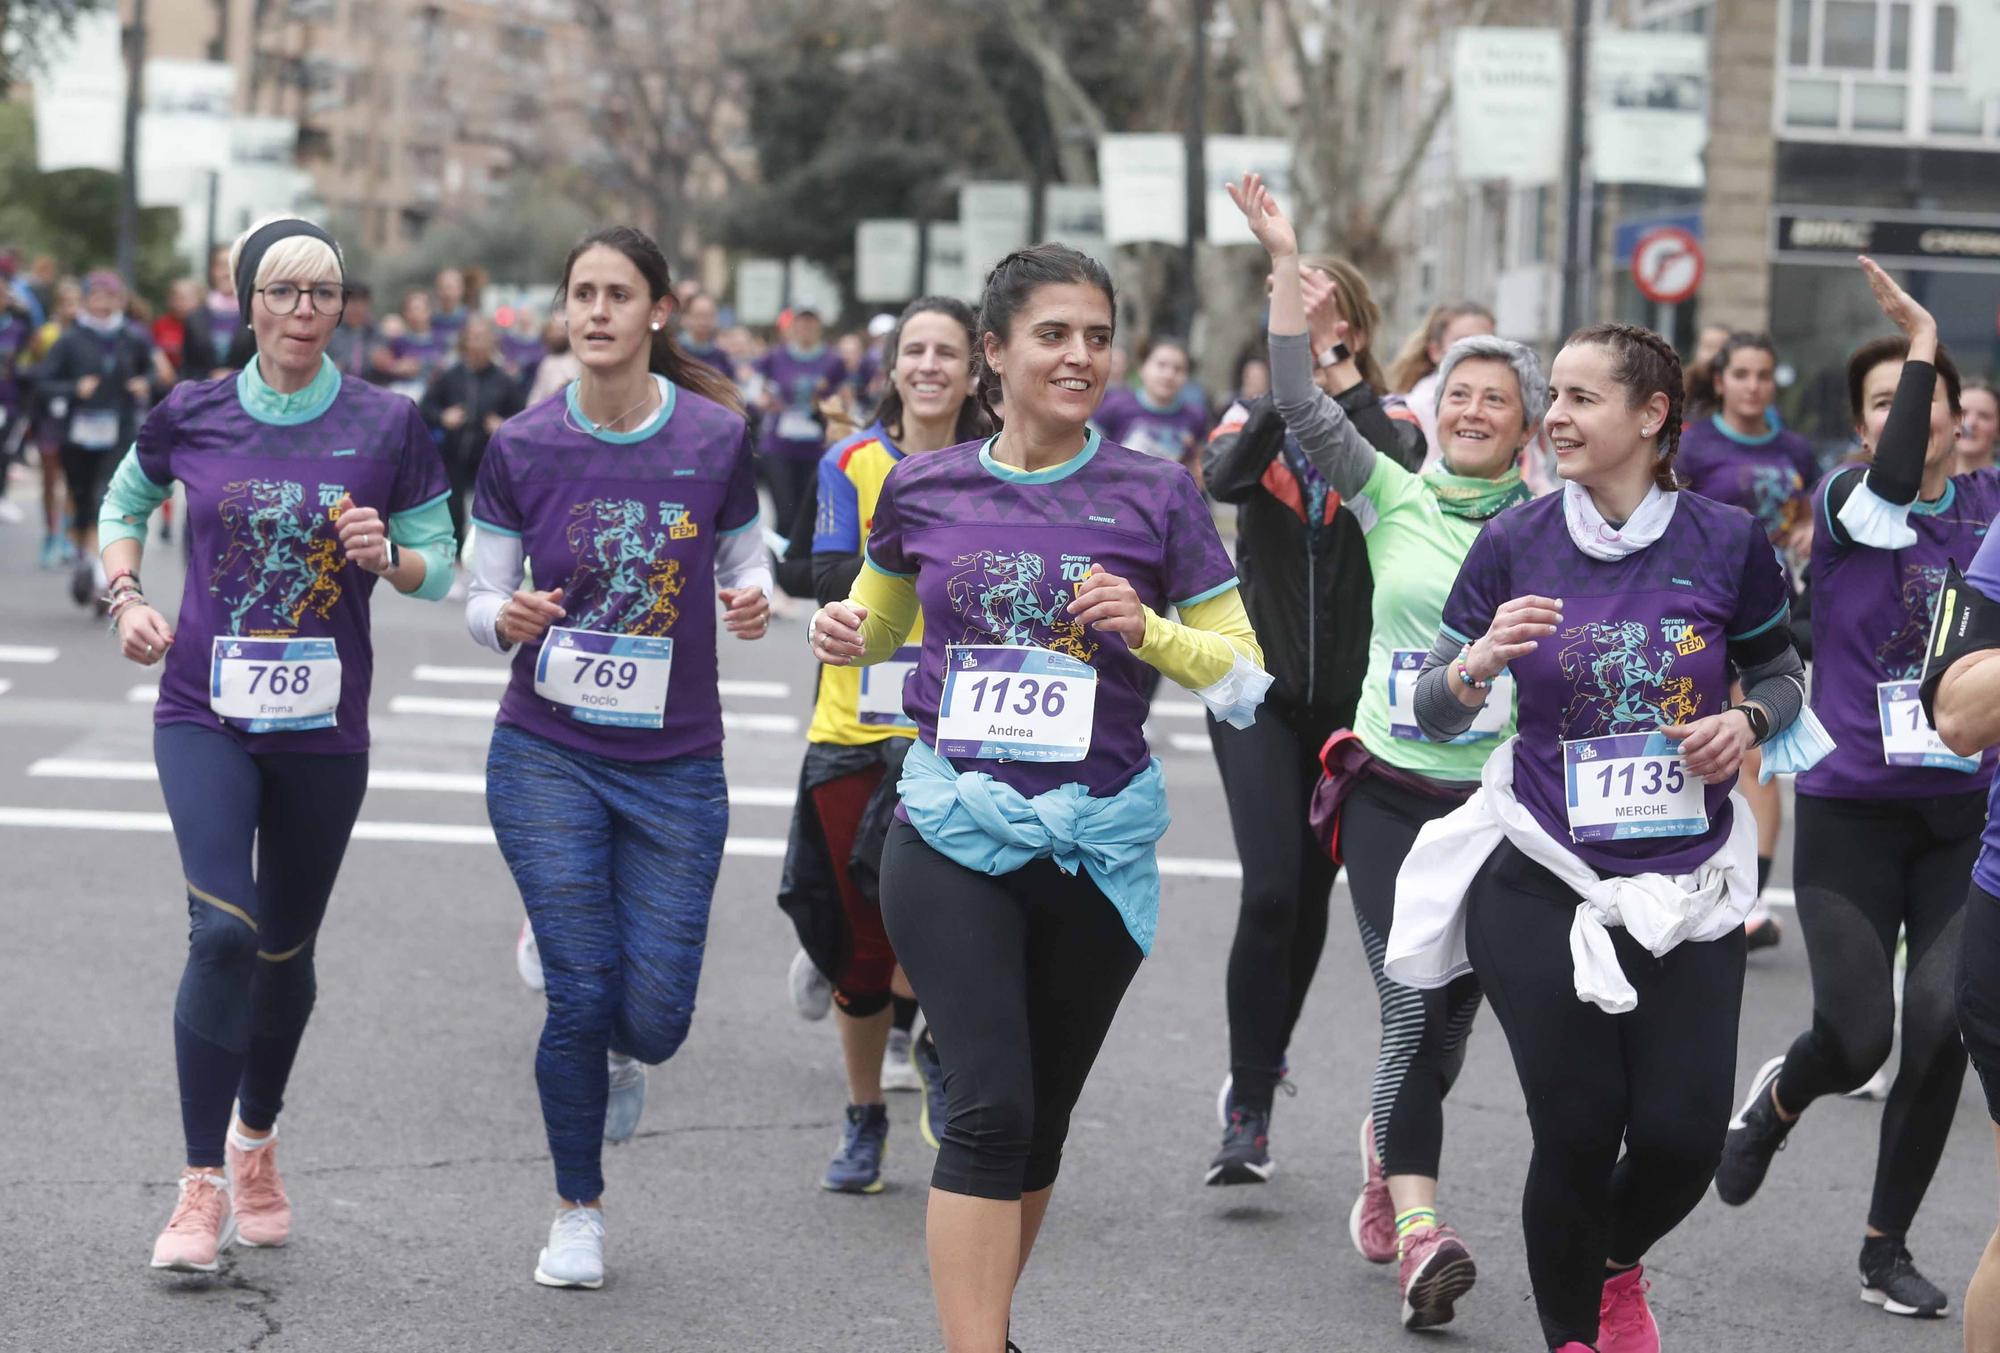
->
[[1387, 321, 1829, 1352]]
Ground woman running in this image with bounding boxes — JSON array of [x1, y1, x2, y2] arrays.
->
[[1387, 319, 1826, 1353], [808, 242, 1265, 1352], [755, 307, 848, 540], [1226, 174, 1538, 1330], [1958, 380, 1998, 475], [1386, 301, 1496, 466], [1199, 201, 1424, 1187], [779, 295, 989, 1194], [99, 215, 455, 1273], [1715, 259, 1999, 1319], [1675, 330, 1820, 948], [1092, 336, 1207, 471], [465, 225, 770, 1291]]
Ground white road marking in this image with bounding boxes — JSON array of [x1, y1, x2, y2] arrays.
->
[[0, 645, 58, 664], [127, 684, 159, 703], [414, 664, 790, 701], [26, 757, 800, 807], [0, 680, 11, 697], [1167, 733, 1212, 753], [386, 695, 496, 718], [1151, 702, 1206, 720]]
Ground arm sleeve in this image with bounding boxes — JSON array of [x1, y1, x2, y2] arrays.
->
[[387, 493, 456, 601], [1268, 330, 1379, 500], [1199, 399, 1288, 504], [465, 528, 525, 652], [1825, 362, 1934, 548], [98, 444, 173, 546], [1135, 588, 1260, 683], [846, 555, 921, 664], [1413, 632, 1483, 741], [714, 521, 774, 594], [1734, 640, 1807, 742]]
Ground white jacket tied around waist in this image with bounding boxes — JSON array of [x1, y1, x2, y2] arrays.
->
[[1385, 737, 1757, 1014]]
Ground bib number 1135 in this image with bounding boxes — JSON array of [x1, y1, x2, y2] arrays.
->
[[1563, 731, 1707, 843]]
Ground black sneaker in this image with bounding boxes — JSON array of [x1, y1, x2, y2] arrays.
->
[[1205, 1107, 1274, 1185], [1746, 914, 1783, 950], [69, 559, 94, 608], [1714, 1055, 1793, 1205], [1860, 1236, 1949, 1318]]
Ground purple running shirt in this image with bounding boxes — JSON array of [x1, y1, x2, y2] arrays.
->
[[865, 431, 1238, 800], [756, 345, 847, 461], [471, 381, 760, 762], [1092, 386, 1208, 465], [1959, 525, 2000, 899], [1676, 415, 1819, 549], [139, 374, 449, 754], [1441, 491, 1792, 876]]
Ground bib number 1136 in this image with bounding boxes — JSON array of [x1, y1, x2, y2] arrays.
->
[[936, 645, 1097, 762]]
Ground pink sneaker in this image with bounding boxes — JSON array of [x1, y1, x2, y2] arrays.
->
[[227, 1132, 292, 1247], [1398, 1224, 1477, 1329], [150, 1172, 237, 1272], [1348, 1114, 1396, 1263], [1598, 1264, 1660, 1353]]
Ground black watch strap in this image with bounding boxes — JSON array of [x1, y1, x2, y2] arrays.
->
[[1732, 702, 1771, 744], [385, 539, 401, 571]]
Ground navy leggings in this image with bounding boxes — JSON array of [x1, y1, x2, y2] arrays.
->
[[485, 725, 728, 1202], [155, 722, 369, 1168]]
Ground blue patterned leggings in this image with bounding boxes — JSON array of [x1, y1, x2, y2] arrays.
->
[[485, 725, 728, 1202]]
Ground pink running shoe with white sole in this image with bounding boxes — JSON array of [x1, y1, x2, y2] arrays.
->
[[150, 1172, 237, 1272], [227, 1132, 292, 1247], [1599, 1264, 1661, 1353], [1348, 1114, 1396, 1264], [1398, 1224, 1477, 1329]]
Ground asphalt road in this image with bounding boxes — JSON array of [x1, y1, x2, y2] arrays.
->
[[2, 486, 1996, 1353]]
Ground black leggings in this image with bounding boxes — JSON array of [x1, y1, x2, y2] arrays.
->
[[878, 819, 1143, 1200], [1344, 775, 1481, 1178], [1775, 791, 1982, 1236], [1209, 700, 1341, 1111], [61, 443, 116, 535], [155, 722, 370, 1166], [1466, 840, 1746, 1350]]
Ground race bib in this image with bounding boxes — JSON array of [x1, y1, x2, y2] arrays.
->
[[936, 644, 1097, 762], [534, 627, 673, 728], [1387, 649, 1512, 743], [857, 646, 918, 727], [69, 409, 119, 449], [210, 637, 341, 733], [776, 409, 821, 442], [1563, 731, 1707, 843], [1878, 680, 1978, 772]]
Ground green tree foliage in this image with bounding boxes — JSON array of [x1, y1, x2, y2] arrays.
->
[[0, 103, 182, 300], [0, 0, 105, 99]]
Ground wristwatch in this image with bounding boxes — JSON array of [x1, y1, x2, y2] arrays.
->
[[384, 539, 401, 573], [1316, 342, 1353, 369], [1731, 702, 1771, 744]]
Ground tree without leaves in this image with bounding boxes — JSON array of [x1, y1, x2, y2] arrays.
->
[[0, 0, 105, 100]]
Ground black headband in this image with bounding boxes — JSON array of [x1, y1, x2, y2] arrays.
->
[[236, 219, 343, 327]]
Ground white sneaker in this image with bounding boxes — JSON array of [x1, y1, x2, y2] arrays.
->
[[605, 1053, 647, 1144], [516, 919, 545, 992], [789, 948, 832, 1021], [533, 1205, 605, 1289], [882, 1028, 920, 1093]]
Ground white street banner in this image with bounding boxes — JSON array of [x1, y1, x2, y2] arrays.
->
[[924, 222, 973, 300], [1452, 28, 1564, 185], [1044, 184, 1110, 266], [855, 220, 920, 303], [1098, 134, 1186, 246], [33, 10, 124, 173], [139, 60, 237, 207], [960, 181, 1032, 281], [734, 259, 785, 326], [788, 257, 843, 318], [1591, 30, 1708, 189], [1205, 136, 1294, 246]]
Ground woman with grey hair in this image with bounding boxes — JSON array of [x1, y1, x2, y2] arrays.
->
[[1231, 171, 1545, 1335]]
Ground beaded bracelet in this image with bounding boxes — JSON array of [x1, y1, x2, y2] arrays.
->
[[105, 566, 141, 594], [1454, 644, 1493, 691]]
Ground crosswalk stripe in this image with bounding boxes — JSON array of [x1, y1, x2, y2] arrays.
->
[[26, 757, 801, 807], [0, 804, 1293, 882], [0, 680, 11, 698], [0, 645, 58, 664], [127, 684, 159, 703], [1151, 702, 1206, 720], [1167, 733, 1211, 753], [411, 666, 791, 701], [387, 694, 801, 733]]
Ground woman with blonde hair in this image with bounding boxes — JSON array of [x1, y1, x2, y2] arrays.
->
[[99, 214, 456, 1272], [1387, 302, 1498, 462]]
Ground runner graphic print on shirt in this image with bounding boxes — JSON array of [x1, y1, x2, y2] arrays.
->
[[1557, 619, 1703, 736], [562, 497, 695, 637], [946, 548, 1099, 662], [1876, 562, 1950, 680], [211, 478, 347, 635]]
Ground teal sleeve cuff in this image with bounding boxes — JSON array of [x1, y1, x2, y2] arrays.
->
[[1728, 602, 1789, 643], [719, 511, 761, 537], [1173, 577, 1240, 609], [98, 445, 171, 542], [863, 546, 914, 579], [389, 495, 457, 602]]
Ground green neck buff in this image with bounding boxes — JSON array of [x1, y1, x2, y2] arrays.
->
[[236, 354, 341, 426], [1423, 464, 1532, 520]]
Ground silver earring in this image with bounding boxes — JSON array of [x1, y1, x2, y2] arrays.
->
[[650, 321, 662, 331]]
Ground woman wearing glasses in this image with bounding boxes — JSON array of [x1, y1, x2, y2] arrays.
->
[[98, 214, 456, 1273]]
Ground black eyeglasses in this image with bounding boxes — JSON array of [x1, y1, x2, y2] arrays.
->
[[257, 283, 347, 316]]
